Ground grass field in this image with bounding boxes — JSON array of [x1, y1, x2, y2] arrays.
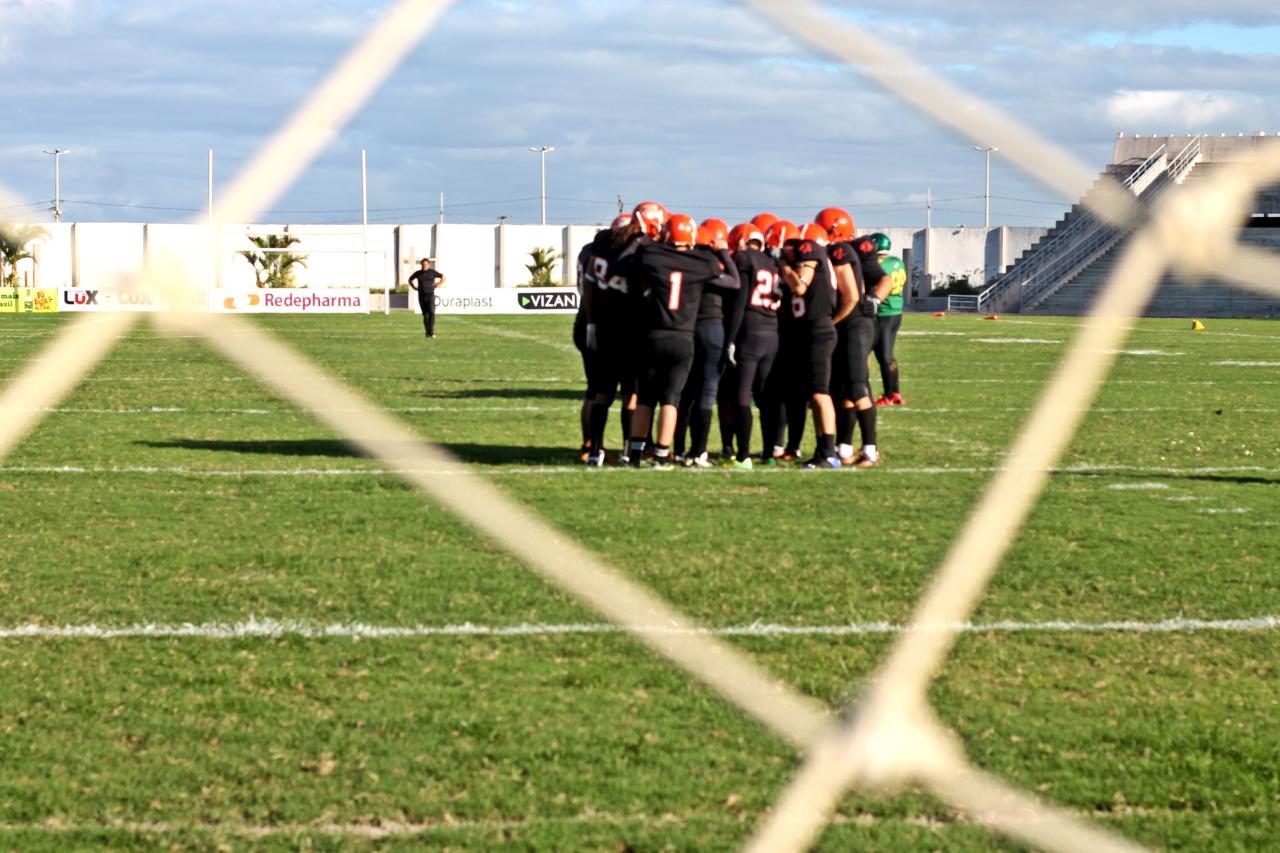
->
[[1, 311, 1277, 851]]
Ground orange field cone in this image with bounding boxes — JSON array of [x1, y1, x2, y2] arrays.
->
[[932, 311, 945, 317], [985, 314, 999, 320]]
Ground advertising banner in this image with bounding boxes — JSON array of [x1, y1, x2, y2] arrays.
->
[[18, 288, 58, 313], [430, 287, 579, 315], [0, 288, 17, 313], [213, 289, 369, 313], [59, 287, 207, 313]]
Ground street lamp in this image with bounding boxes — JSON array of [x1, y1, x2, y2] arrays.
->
[[528, 146, 555, 225], [974, 145, 997, 228], [42, 148, 70, 222]]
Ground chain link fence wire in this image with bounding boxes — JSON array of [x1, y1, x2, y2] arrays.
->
[[5, 1, 1280, 849]]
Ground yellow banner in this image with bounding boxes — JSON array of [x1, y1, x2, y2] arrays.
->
[[17, 288, 58, 313], [0, 288, 17, 313]]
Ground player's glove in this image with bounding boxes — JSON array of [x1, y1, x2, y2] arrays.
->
[[867, 297, 882, 315], [585, 323, 598, 351], [718, 343, 737, 372]]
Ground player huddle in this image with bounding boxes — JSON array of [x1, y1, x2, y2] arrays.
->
[[573, 203, 906, 469]]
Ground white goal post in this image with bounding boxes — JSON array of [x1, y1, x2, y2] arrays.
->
[[216, 229, 392, 314]]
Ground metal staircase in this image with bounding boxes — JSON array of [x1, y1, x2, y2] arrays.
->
[[949, 137, 1202, 313]]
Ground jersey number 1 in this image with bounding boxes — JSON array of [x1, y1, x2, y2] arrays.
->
[[667, 272, 683, 311]]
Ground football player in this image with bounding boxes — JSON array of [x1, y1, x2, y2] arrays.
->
[[867, 233, 906, 406], [834, 231, 894, 467], [759, 220, 801, 461], [582, 203, 666, 466], [673, 221, 742, 467], [616, 214, 739, 468], [776, 220, 850, 469], [723, 222, 782, 469], [573, 216, 629, 461]]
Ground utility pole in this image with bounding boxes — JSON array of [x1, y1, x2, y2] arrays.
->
[[438, 191, 445, 225], [42, 148, 70, 222], [617, 195, 624, 215], [974, 146, 998, 227], [529, 146, 555, 225]]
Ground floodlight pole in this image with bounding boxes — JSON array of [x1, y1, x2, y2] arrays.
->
[[974, 146, 998, 228], [529, 146, 555, 225], [43, 148, 69, 222]]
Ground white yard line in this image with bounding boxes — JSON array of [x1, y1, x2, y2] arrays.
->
[[12, 405, 549, 415], [0, 463, 1276, 478], [1212, 360, 1280, 367], [461, 319, 579, 353], [7, 405, 1273, 416], [0, 615, 1274, 641]]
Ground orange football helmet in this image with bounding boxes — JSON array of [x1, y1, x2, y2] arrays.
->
[[700, 218, 729, 245], [763, 220, 798, 250], [727, 222, 764, 251], [610, 213, 633, 231], [633, 201, 668, 238], [663, 214, 699, 247], [815, 207, 854, 242], [801, 222, 829, 243], [752, 212, 779, 232]]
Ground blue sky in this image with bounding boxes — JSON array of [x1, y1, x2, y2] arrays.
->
[[1, 0, 1277, 228]]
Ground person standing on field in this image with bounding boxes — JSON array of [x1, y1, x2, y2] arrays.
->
[[408, 257, 445, 338]]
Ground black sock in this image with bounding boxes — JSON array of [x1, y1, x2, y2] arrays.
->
[[887, 361, 899, 396], [620, 407, 633, 444], [719, 407, 736, 454], [856, 406, 877, 446], [589, 403, 611, 454], [817, 433, 836, 458], [654, 443, 670, 459], [735, 405, 754, 462], [836, 407, 855, 446], [673, 401, 690, 456], [758, 402, 777, 458], [786, 397, 806, 452], [690, 408, 713, 457]]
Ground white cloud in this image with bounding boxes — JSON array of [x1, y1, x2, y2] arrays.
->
[[1104, 89, 1257, 129]]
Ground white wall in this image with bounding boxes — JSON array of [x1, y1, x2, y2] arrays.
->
[[74, 223, 145, 289], [10, 221, 1050, 302], [437, 224, 496, 291], [500, 225, 564, 288], [146, 224, 216, 290]]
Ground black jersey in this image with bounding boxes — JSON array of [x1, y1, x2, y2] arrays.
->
[[617, 242, 735, 334], [858, 254, 889, 317], [731, 248, 782, 335], [826, 240, 866, 328], [586, 230, 645, 326], [782, 239, 837, 325], [576, 234, 603, 299], [692, 245, 739, 326]]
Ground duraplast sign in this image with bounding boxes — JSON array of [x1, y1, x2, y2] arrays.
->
[[428, 287, 579, 315], [214, 289, 368, 313]]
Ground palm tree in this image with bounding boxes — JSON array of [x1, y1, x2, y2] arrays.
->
[[238, 234, 308, 288], [524, 246, 559, 287], [0, 224, 49, 287]]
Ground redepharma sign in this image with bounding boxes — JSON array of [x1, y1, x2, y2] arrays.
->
[[56, 288, 368, 313], [213, 290, 368, 313], [428, 287, 579, 315]]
